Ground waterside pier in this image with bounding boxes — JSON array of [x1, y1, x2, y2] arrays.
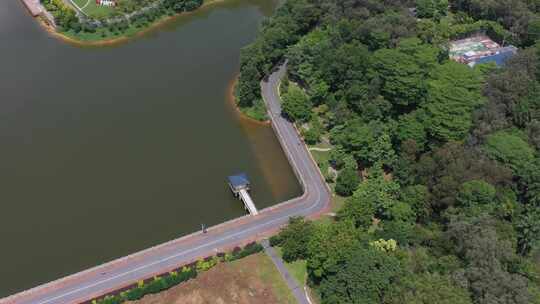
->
[[228, 174, 259, 215]]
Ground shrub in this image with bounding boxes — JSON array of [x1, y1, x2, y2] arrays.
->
[[302, 127, 321, 145], [335, 166, 361, 197], [232, 242, 264, 260], [93, 242, 262, 304], [196, 256, 219, 272]]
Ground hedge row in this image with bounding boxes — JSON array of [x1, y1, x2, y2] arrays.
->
[[92, 242, 263, 304]]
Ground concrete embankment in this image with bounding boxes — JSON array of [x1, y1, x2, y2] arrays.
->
[[20, 0, 43, 17]]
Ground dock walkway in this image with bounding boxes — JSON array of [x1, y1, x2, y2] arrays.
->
[[239, 189, 258, 215]]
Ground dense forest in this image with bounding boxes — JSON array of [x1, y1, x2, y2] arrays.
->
[[237, 0, 540, 303]]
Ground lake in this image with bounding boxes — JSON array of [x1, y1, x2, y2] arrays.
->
[[0, 0, 300, 296]]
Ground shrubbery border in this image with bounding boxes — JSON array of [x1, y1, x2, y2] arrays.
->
[[87, 242, 263, 304]]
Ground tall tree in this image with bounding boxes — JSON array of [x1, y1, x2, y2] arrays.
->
[[318, 246, 403, 304], [423, 61, 485, 142], [282, 85, 312, 122], [516, 205, 540, 256], [271, 217, 314, 262], [416, 0, 449, 19], [446, 218, 531, 304], [335, 165, 361, 196], [339, 166, 400, 229]]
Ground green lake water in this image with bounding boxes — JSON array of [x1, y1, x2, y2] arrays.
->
[[0, 0, 300, 296]]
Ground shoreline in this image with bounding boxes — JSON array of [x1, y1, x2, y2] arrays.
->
[[36, 0, 226, 47], [1, 64, 330, 304], [227, 75, 271, 126]]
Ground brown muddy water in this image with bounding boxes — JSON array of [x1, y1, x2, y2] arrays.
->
[[0, 0, 300, 296]]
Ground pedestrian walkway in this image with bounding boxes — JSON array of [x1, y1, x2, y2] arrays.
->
[[20, 0, 42, 16], [262, 240, 311, 304]]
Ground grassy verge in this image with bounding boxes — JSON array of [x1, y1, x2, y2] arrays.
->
[[254, 253, 298, 304], [239, 101, 268, 121], [309, 147, 347, 212], [310, 149, 330, 165], [329, 185, 347, 211], [274, 247, 308, 286]]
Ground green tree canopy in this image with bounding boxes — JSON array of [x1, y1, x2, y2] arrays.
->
[[400, 185, 432, 222], [335, 165, 361, 196], [484, 130, 536, 173], [339, 166, 400, 229], [271, 217, 314, 262], [453, 179, 498, 218], [318, 245, 403, 304], [516, 205, 540, 256], [307, 220, 360, 280], [423, 61, 485, 142], [371, 48, 426, 107], [331, 120, 397, 167], [446, 218, 531, 304], [397, 111, 428, 151], [393, 273, 472, 304], [282, 84, 312, 122], [416, 0, 449, 19]]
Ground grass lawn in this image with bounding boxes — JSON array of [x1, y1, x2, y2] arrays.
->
[[311, 141, 332, 150], [329, 185, 347, 211], [255, 253, 298, 304], [275, 247, 308, 286], [84, 2, 117, 18], [311, 149, 331, 165], [72, 0, 117, 18], [129, 253, 296, 304]]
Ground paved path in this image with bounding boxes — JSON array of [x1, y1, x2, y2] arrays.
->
[[0, 63, 330, 304], [262, 240, 310, 304], [308, 147, 331, 152], [80, 0, 91, 10], [19, 0, 43, 16], [64, 0, 88, 17]]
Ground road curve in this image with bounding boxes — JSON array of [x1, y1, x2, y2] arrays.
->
[[1, 63, 330, 304]]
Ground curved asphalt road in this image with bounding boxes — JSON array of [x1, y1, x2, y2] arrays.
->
[[1, 63, 330, 304]]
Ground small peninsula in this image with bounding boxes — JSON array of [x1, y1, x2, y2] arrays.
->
[[23, 0, 216, 44]]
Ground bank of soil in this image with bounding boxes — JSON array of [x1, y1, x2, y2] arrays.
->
[[127, 253, 296, 304]]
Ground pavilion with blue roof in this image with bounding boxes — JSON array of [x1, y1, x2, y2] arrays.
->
[[228, 173, 250, 195], [227, 173, 258, 215]]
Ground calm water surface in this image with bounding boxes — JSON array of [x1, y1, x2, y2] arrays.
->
[[0, 0, 300, 296]]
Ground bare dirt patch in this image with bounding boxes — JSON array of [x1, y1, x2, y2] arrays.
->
[[127, 253, 295, 304]]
